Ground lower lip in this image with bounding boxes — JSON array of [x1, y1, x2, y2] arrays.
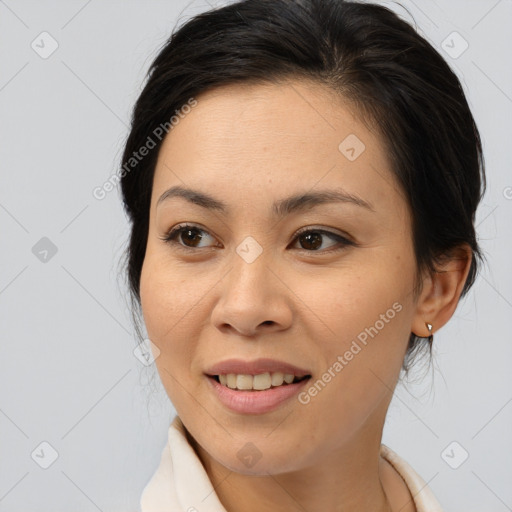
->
[[206, 376, 310, 414]]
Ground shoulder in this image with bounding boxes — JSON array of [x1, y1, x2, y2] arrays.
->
[[380, 444, 444, 512]]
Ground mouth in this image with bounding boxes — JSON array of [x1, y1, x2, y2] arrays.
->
[[206, 372, 312, 414], [207, 372, 311, 391], [204, 358, 312, 413]]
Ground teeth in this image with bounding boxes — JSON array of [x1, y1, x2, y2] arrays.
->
[[253, 372, 271, 390], [271, 372, 284, 386], [227, 374, 237, 389], [236, 374, 253, 390], [217, 372, 302, 390]]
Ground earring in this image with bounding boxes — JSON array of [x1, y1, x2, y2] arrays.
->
[[425, 322, 433, 343]]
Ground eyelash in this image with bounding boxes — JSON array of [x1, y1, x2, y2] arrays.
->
[[159, 223, 355, 254]]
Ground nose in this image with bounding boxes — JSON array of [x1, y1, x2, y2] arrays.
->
[[210, 249, 293, 337]]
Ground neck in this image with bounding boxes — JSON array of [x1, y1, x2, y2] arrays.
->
[[188, 418, 415, 512]]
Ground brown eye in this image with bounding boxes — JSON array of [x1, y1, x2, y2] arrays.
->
[[292, 228, 353, 252], [177, 227, 204, 247], [161, 224, 218, 249], [160, 224, 353, 254], [298, 231, 323, 250]]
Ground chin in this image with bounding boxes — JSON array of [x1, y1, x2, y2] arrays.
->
[[217, 455, 298, 476], [204, 438, 308, 476]]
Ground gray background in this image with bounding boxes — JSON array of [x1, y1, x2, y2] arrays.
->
[[1, 0, 511, 511]]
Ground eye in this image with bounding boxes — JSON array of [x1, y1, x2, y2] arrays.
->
[[290, 227, 354, 253], [160, 223, 354, 253], [160, 223, 219, 249]]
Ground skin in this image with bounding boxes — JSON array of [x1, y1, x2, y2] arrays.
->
[[139, 79, 472, 512]]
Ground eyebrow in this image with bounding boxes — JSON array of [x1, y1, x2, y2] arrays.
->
[[156, 185, 375, 217]]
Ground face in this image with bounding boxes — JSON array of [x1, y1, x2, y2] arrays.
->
[[139, 79, 421, 475]]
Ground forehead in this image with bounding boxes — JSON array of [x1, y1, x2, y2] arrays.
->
[[151, 79, 404, 217], [158, 80, 371, 158]]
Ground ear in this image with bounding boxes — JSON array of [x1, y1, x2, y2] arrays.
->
[[411, 244, 473, 337]]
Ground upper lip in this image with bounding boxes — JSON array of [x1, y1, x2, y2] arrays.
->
[[205, 358, 311, 378]]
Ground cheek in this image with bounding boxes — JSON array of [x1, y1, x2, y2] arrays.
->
[[297, 257, 413, 420], [139, 253, 202, 341], [139, 253, 218, 412], [139, 256, 197, 380], [308, 254, 411, 347]]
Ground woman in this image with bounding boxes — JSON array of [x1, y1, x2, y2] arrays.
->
[[119, 0, 486, 510]]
